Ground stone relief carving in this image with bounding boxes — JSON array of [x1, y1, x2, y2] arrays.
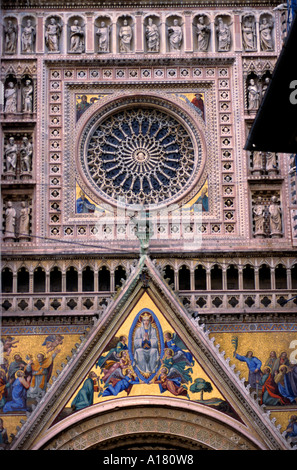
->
[[21, 18, 36, 53], [45, 17, 63, 52]]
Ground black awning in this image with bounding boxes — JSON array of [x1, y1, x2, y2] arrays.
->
[[245, 14, 297, 154]]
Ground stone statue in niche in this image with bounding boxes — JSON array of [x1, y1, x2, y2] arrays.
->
[[247, 78, 260, 110], [20, 136, 33, 173], [69, 19, 85, 53], [268, 196, 282, 236], [265, 152, 278, 175], [252, 151, 263, 174], [21, 19, 36, 53], [261, 77, 270, 100], [253, 196, 266, 237], [195, 16, 210, 52], [168, 19, 182, 51], [22, 79, 33, 113], [242, 15, 256, 51], [260, 17, 274, 51], [4, 20, 17, 54], [119, 19, 132, 53], [45, 17, 62, 52], [145, 18, 160, 52], [4, 137, 18, 174], [96, 21, 111, 52], [19, 201, 31, 240], [216, 17, 231, 51], [4, 201, 16, 240], [4, 82, 17, 113]]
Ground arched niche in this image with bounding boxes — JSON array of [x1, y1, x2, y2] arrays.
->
[[193, 14, 211, 52], [259, 13, 274, 51], [3, 16, 18, 55], [241, 13, 257, 52], [95, 15, 112, 53], [117, 15, 134, 53], [215, 14, 232, 52], [166, 15, 184, 53], [45, 15, 63, 53], [143, 14, 161, 53], [21, 15, 36, 53], [67, 15, 85, 53]]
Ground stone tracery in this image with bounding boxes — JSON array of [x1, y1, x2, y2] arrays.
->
[[83, 106, 198, 206]]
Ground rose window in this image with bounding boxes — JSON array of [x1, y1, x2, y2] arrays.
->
[[82, 105, 202, 207]]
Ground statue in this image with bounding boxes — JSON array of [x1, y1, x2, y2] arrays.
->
[[242, 15, 256, 51], [69, 19, 85, 53], [145, 18, 159, 52], [196, 16, 210, 52], [21, 19, 36, 53], [260, 17, 274, 51], [216, 17, 231, 51], [168, 19, 182, 51], [265, 152, 278, 175], [247, 79, 260, 111], [20, 137, 33, 173], [4, 82, 17, 114], [4, 20, 17, 54], [253, 197, 266, 237], [268, 196, 282, 237], [119, 19, 132, 53], [19, 201, 30, 240], [252, 151, 263, 174], [45, 17, 62, 52], [4, 201, 16, 240], [22, 80, 33, 113], [96, 21, 110, 53], [4, 137, 18, 173], [261, 77, 270, 100]]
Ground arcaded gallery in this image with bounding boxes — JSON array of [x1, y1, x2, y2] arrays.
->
[[1, 0, 297, 451]]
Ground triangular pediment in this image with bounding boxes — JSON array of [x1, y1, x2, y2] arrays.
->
[[10, 256, 290, 450]]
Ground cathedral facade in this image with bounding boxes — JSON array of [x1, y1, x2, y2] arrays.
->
[[1, 0, 297, 451]]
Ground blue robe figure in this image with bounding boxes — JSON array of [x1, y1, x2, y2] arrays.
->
[[235, 351, 262, 388], [102, 370, 139, 397], [71, 373, 98, 411], [3, 377, 28, 413]]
